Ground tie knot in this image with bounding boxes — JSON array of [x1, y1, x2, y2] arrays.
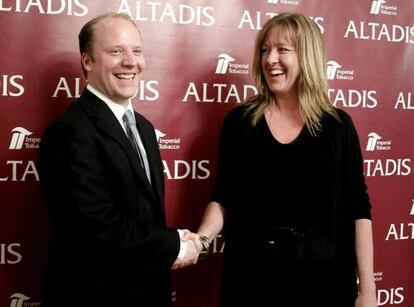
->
[[123, 110, 136, 126]]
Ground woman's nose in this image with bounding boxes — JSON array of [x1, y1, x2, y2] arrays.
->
[[267, 50, 279, 65]]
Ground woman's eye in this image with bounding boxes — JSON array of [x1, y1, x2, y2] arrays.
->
[[279, 48, 294, 54]]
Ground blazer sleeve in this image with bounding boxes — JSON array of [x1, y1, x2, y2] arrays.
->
[[211, 106, 246, 208], [38, 115, 179, 268], [341, 111, 372, 220]]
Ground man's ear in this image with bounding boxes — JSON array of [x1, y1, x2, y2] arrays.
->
[[81, 52, 93, 72]]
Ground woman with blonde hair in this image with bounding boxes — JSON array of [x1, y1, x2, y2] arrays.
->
[[196, 12, 377, 306]]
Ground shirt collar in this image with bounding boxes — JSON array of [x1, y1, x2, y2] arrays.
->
[[86, 84, 135, 122]]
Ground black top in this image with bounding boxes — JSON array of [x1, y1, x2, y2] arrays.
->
[[212, 104, 371, 306], [254, 116, 335, 232]]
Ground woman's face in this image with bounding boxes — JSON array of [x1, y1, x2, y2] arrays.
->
[[261, 26, 300, 99]]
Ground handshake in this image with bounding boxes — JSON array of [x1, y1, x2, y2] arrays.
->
[[172, 230, 211, 270]]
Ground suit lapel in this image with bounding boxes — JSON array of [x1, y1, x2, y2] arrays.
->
[[134, 112, 164, 208], [78, 90, 157, 201]]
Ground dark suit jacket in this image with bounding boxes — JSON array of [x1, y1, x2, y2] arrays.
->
[[39, 89, 180, 307]]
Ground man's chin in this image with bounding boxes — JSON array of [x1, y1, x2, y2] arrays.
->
[[114, 89, 139, 101], [129, 87, 140, 99]]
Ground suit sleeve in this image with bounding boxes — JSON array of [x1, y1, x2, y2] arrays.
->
[[38, 117, 179, 267]]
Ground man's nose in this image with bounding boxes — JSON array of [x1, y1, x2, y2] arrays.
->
[[122, 51, 137, 66]]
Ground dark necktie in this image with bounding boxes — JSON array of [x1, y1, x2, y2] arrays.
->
[[122, 110, 151, 183]]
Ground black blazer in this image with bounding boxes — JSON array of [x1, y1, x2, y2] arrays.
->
[[39, 89, 180, 307]]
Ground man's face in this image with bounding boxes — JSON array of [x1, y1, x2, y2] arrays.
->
[[82, 17, 145, 107]]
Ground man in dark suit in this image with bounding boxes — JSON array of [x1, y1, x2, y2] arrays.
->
[[38, 13, 200, 307]]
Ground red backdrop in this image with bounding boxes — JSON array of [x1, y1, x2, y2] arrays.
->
[[1, 1, 413, 306]]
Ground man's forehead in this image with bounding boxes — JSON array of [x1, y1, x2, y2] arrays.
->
[[93, 18, 142, 43]]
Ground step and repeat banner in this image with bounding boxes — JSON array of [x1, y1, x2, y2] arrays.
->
[[0, 1, 413, 306]]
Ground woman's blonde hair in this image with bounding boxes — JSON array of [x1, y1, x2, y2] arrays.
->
[[245, 12, 339, 135]]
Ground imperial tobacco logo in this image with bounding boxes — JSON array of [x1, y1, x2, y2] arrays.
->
[[8, 127, 40, 150], [155, 130, 166, 142], [9, 127, 32, 150], [215, 54, 235, 74], [9, 293, 30, 307], [215, 54, 249, 75], [327, 61, 354, 81], [370, 0, 386, 14], [366, 132, 382, 151], [266, 0, 300, 5], [366, 132, 391, 151], [327, 61, 341, 80], [155, 129, 181, 150], [369, 0, 398, 16]]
